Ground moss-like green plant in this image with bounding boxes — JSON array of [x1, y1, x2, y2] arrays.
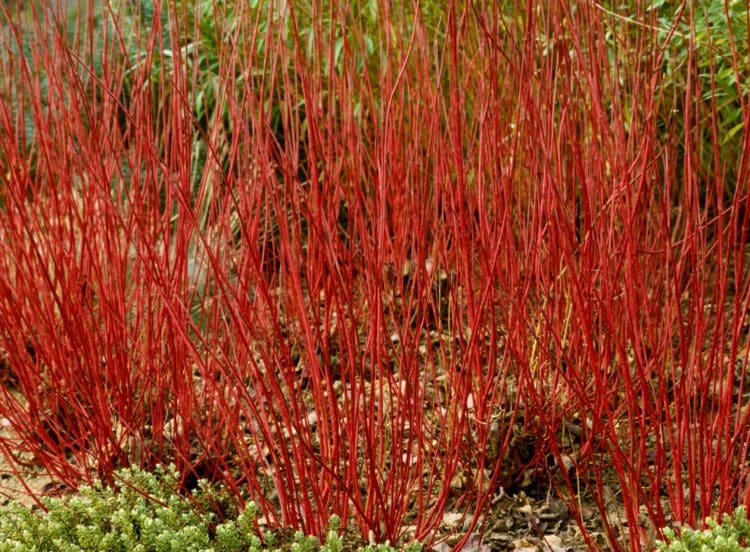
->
[[0, 464, 423, 551], [657, 507, 750, 552]]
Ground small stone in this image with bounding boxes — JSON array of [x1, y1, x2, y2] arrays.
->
[[542, 534, 566, 551], [450, 472, 465, 491], [557, 453, 575, 473], [442, 512, 464, 529]]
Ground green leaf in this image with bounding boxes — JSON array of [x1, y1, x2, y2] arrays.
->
[[724, 121, 745, 144]]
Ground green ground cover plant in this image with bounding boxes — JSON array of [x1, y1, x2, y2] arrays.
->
[[1, 0, 749, 550], [657, 507, 750, 551], [0, 464, 421, 551]]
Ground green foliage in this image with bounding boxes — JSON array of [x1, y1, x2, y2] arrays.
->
[[647, 0, 749, 204], [595, 0, 748, 199], [119, 0, 448, 142], [0, 464, 422, 551], [0, 464, 253, 551], [657, 507, 750, 552], [651, 0, 748, 151]]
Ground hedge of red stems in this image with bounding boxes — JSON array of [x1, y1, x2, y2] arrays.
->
[[0, 1, 748, 550]]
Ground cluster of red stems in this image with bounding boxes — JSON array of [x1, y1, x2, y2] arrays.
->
[[0, 1, 748, 550]]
